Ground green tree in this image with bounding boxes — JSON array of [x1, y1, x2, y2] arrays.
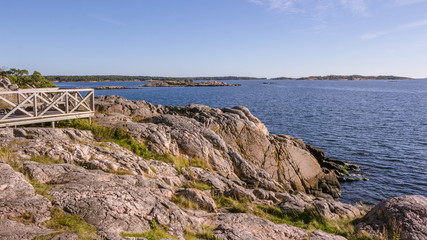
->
[[0, 68, 56, 88]]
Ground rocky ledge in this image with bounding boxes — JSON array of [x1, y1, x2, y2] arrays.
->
[[141, 80, 240, 87], [0, 95, 426, 240]]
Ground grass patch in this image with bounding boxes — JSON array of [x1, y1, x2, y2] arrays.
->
[[213, 195, 374, 240], [171, 195, 200, 210], [30, 178, 53, 200], [120, 220, 177, 240], [161, 154, 212, 173], [182, 181, 212, 191], [57, 119, 165, 161], [56, 119, 129, 142], [132, 115, 148, 123], [39, 207, 97, 240], [57, 119, 214, 174], [105, 168, 133, 175], [11, 211, 35, 225], [28, 155, 64, 164], [189, 157, 213, 171], [185, 225, 220, 240], [0, 146, 16, 166]]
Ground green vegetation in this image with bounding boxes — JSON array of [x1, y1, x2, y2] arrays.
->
[[57, 119, 213, 173], [120, 220, 176, 240], [185, 225, 220, 240], [172, 195, 200, 210], [30, 178, 53, 200], [57, 119, 161, 159], [182, 181, 212, 191], [28, 155, 64, 164], [213, 195, 374, 240], [0, 146, 15, 165], [12, 211, 35, 225], [105, 168, 133, 175], [160, 154, 213, 173], [1, 68, 56, 88], [36, 207, 97, 240]]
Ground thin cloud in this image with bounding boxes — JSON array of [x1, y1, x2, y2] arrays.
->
[[248, 0, 367, 15], [361, 19, 427, 40], [248, 0, 298, 10], [89, 15, 125, 26], [340, 0, 367, 15], [392, 0, 427, 6]]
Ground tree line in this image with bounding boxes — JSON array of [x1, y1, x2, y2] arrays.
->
[[45, 75, 263, 82]]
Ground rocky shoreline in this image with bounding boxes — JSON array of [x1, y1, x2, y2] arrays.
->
[[0, 95, 426, 240]]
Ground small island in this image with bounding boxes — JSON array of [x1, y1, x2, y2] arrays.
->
[[140, 80, 241, 87], [94, 86, 137, 90]]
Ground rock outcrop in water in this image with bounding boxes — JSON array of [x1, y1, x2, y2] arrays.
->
[[0, 95, 425, 239]]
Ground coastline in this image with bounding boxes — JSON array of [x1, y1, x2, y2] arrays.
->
[[1, 94, 426, 239]]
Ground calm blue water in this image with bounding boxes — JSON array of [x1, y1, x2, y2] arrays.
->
[[57, 80, 427, 204]]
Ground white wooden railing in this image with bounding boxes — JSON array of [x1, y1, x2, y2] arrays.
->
[[0, 88, 94, 127]]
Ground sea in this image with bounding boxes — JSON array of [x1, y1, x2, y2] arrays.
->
[[56, 79, 427, 204]]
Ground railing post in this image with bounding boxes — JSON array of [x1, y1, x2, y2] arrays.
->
[[91, 90, 95, 112], [33, 93, 38, 117], [65, 93, 69, 113]]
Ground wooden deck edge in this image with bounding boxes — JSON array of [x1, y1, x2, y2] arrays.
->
[[0, 112, 94, 128]]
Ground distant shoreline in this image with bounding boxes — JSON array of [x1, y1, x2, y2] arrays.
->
[[53, 78, 427, 83], [48, 74, 424, 83]]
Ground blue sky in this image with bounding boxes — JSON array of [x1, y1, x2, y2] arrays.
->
[[1, 0, 427, 78]]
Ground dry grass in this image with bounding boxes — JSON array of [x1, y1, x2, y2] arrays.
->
[[120, 220, 177, 240], [171, 195, 200, 210], [35, 207, 98, 240]]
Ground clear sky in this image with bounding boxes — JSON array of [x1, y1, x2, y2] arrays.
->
[[1, 0, 427, 78]]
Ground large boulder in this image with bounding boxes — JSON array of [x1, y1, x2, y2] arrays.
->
[[95, 96, 341, 199], [356, 195, 427, 240]]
